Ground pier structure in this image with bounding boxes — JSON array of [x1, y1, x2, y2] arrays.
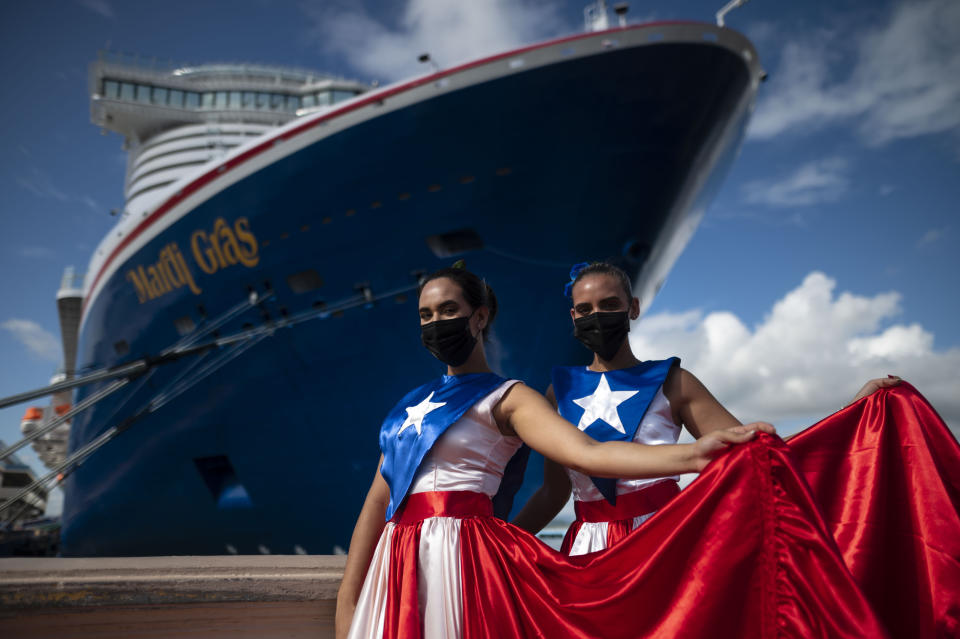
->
[[0, 555, 346, 638]]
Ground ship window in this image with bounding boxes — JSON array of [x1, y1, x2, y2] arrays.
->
[[215, 91, 228, 108], [135, 84, 151, 103], [426, 228, 484, 258], [316, 91, 331, 106], [201, 92, 214, 108], [152, 87, 168, 105], [185, 92, 200, 108], [286, 95, 300, 111], [242, 91, 255, 108], [169, 89, 184, 107], [120, 82, 135, 100], [193, 455, 253, 509], [332, 90, 354, 103], [270, 93, 284, 109], [256, 92, 269, 110], [302, 94, 316, 108], [103, 80, 119, 99], [286, 269, 324, 294], [229, 91, 242, 108]]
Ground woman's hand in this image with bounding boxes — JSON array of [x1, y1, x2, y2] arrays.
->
[[691, 422, 777, 472], [849, 376, 902, 406]]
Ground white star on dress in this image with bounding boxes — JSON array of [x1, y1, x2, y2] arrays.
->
[[573, 374, 639, 434], [397, 391, 447, 437]]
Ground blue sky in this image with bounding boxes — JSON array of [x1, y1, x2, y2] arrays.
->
[[1, 0, 958, 516]]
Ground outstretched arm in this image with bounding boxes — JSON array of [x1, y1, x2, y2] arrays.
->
[[511, 385, 572, 534], [336, 456, 390, 639], [496, 383, 773, 479]]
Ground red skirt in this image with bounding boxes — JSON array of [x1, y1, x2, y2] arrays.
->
[[560, 480, 680, 555]]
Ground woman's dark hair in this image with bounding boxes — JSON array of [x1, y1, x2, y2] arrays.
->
[[419, 267, 498, 338], [570, 262, 634, 302]]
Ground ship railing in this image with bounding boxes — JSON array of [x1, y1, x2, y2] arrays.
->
[[95, 50, 341, 85]]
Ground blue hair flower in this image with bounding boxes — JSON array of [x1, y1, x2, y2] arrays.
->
[[564, 262, 591, 297]]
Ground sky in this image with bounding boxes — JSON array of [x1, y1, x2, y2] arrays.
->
[[1, 0, 958, 518]]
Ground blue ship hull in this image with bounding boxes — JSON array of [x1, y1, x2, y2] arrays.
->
[[63, 29, 758, 555]]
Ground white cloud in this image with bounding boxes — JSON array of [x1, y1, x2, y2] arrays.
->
[[301, 0, 566, 81], [77, 0, 114, 19], [19, 246, 57, 259], [630, 272, 960, 429], [741, 157, 849, 207], [744, 21, 779, 48], [17, 169, 69, 202], [1, 319, 61, 362], [80, 195, 102, 215], [917, 227, 946, 247], [17, 168, 105, 216], [749, 0, 960, 147]]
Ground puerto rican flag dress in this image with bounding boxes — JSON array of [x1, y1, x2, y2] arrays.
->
[[552, 359, 684, 555], [347, 371, 958, 639]]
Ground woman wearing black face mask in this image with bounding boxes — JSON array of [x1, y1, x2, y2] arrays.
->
[[333, 266, 844, 639], [512, 262, 904, 556]]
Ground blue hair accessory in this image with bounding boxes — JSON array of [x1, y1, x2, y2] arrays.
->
[[563, 262, 591, 297]]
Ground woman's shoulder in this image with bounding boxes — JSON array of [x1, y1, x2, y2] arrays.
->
[[490, 380, 541, 420]]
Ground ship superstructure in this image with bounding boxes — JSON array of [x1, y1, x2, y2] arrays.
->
[[90, 52, 367, 220]]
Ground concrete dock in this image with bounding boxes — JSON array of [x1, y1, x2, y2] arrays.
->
[[0, 555, 346, 638]]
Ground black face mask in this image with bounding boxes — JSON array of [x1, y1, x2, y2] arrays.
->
[[421, 314, 478, 367], [573, 311, 630, 361]]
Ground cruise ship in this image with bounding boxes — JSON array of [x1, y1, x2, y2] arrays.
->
[[19, 5, 762, 555]]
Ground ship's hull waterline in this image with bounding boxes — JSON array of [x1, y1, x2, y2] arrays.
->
[[64, 24, 759, 555]]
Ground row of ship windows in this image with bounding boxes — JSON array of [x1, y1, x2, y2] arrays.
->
[[101, 80, 360, 112]]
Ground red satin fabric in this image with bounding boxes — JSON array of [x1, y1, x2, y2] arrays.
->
[[383, 520, 420, 639], [383, 492, 495, 639], [787, 383, 960, 638], [375, 385, 957, 638], [391, 491, 494, 524], [459, 435, 887, 638], [560, 480, 680, 553]]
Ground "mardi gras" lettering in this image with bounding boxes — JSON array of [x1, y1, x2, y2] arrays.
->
[[125, 217, 259, 304], [191, 217, 259, 274]]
